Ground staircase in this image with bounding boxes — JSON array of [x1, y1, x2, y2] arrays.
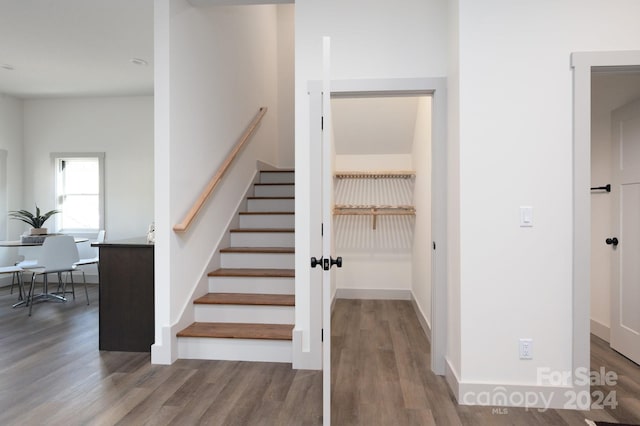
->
[[177, 169, 295, 363]]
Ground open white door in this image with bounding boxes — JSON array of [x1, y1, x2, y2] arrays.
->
[[610, 97, 640, 365], [320, 36, 341, 426]]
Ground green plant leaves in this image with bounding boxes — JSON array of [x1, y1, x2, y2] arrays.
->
[[8, 205, 60, 228]]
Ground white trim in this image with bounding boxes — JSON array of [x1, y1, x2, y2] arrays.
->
[[445, 358, 460, 402], [411, 292, 432, 343], [304, 77, 447, 376], [335, 288, 411, 300], [446, 358, 581, 410], [571, 50, 640, 409], [590, 320, 610, 342], [50, 152, 105, 233]]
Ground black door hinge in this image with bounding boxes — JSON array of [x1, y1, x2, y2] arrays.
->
[[321, 116, 324, 130], [321, 328, 324, 342]]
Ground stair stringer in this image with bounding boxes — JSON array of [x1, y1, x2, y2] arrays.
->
[[159, 169, 261, 364], [175, 166, 297, 364]]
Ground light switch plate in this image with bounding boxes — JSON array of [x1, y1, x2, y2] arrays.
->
[[520, 206, 533, 227]]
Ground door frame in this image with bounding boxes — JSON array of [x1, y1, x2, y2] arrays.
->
[[571, 50, 640, 407], [307, 77, 448, 374]]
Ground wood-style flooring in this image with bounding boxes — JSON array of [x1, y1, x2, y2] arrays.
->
[[332, 299, 640, 426], [0, 285, 320, 426], [1, 285, 639, 425]]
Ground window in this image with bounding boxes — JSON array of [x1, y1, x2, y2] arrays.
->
[[52, 153, 104, 233]]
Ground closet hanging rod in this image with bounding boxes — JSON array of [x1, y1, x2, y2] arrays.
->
[[590, 184, 611, 193], [333, 204, 415, 212], [335, 171, 415, 179]]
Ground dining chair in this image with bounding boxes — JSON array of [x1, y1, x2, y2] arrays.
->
[[1, 264, 24, 304], [4, 253, 27, 297], [22, 235, 81, 316], [72, 230, 105, 293]]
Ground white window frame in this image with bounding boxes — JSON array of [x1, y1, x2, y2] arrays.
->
[[51, 152, 105, 235]]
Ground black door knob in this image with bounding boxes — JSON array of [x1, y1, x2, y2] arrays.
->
[[606, 237, 619, 247], [311, 257, 323, 268]]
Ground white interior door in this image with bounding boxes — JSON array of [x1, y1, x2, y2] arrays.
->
[[321, 36, 334, 426], [610, 97, 640, 365]]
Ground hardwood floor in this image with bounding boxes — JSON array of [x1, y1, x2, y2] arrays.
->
[[0, 285, 321, 426], [2, 286, 639, 425], [331, 299, 640, 426]]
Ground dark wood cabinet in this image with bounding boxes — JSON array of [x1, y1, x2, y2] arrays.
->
[[94, 238, 154, 352]]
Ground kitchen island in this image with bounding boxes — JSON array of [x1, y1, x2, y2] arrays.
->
[[93, 237, 154, 352]]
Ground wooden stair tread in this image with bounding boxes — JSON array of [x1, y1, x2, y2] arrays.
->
[[177, 322, 293, 340], [195, 293, 294, 306], [220, 247, 294, 254], [239, 211, 294, 215], [230, 228, 294, 233], [208, 268, 295, 278]]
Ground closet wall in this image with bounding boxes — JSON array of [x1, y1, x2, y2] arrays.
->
[[332, 95, 432, 324]]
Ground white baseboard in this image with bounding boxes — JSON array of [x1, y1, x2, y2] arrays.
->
[[335, 288, 412, 300], [445, 358, 460, 401], [410, 293, 431, 343], [590, 319, 610, 342], [446, 358, 589, 410]]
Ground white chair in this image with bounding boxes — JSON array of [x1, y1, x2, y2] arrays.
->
[[4, 253, 27, 297], [22, 235, 81, 316], [72, 230, 105, 293], [1, 265, 25, 307]]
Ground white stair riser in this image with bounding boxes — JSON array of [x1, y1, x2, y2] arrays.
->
[[239, 214, 294, 229], [254, 185, 294, 197], [209, 276, 295, 294], [194, 304, 294, 324], [178, 337, 292, 363], [220, 252, 294, 269], [247, 198, 295, 212], [259, 172, 295, 184], [230, 231, 294, 247]]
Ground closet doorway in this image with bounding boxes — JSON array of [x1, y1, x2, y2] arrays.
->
[[331, 93, 432, 316], [307, 79, 447, 421]]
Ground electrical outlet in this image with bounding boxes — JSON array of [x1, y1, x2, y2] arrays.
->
[[519, 338, 533, 360]]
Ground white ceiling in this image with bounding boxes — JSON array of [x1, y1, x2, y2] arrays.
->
[[332, 96, 423, 155], [0, 0, 154, 98]]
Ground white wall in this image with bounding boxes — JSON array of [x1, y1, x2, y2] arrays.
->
[[22, 96, 154, 241], [332, 96, 431, 302], [153, 1, 281, 363], [333, 163, 414, 296], [18, 96, 153, 281], [590, 72, 640, 340], [0, 94, 24, 275], [454, 0, 640, 405], [412, 96, 432, 328], [276, 5, 294, 167], [295, 0, 448, 368]]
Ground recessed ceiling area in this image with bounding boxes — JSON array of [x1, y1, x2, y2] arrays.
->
[[0, 0, 154, 98], [332, 96, 425, 155]]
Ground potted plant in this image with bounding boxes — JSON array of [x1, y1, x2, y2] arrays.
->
[[9, 205, 60, 235]]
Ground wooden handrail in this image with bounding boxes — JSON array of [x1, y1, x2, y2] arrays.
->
[[173, 107, 267, 233]]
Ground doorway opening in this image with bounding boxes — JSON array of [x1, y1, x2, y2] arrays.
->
[[573, 50, 640, 408], [308, 78, 447, 376], [330, 92, 433, 331], [590, 69, 640, 353]]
